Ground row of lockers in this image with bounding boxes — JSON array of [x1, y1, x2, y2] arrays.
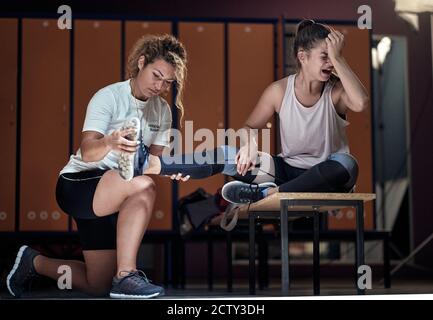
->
[[0, 18, 275, 232], [0, 18, 373, 232]]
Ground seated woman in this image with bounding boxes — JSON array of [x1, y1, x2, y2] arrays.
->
[[128, 19, 368, 205]]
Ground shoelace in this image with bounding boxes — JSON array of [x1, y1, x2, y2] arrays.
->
[[134, 270, 151, 283], [243, 183, 262, 223], [238, 184, 261, 203], [119, 270, 151, 284]]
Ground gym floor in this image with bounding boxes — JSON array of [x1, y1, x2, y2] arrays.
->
[[1, 277, 433, 299]]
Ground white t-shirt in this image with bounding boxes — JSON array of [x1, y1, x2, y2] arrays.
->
[[60, 79, 172, 174]]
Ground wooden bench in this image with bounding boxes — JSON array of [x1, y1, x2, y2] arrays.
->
[[210, 192, 377, 295]]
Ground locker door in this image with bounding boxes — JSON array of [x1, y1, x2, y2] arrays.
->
[[72, 20, 121, 231], [327, 25, 374, 230], [0, 19, 18, 231], [228, 23, 276, 155], [20, 19, 70, 231], [178, 22, 225, 200], [73, 20, 121, 152], [125, 21, 173, 231]]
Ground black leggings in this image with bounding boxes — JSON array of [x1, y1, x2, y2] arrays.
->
[[159, 145, 358, 192]]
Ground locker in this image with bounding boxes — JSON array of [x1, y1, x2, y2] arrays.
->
[[71, 20, 121, 231], [20, 19, 70, 231], [125, 21, 173, 230], [327, 25, 374, 230], [0, 19, 18, 231], [73, 20, 122, 152], [178, 22, 225, 200], [228, 23, 276, 155]]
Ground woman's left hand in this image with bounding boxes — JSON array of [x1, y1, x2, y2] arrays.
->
[[326, 28, 345, 62], [168, 173, 190, 182]]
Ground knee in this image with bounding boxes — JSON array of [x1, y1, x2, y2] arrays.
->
[[86, 283, 111, 297], [219, 145, 238, 163], [215, 145, 238, 176], [327, 153, 359, 187], [130, 176, 156, 195]]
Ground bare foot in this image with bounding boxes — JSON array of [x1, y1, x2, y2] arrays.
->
[[143, 154, 161, 175]]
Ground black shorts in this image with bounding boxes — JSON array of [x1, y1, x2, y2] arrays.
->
[[56, 169, 118, 251]]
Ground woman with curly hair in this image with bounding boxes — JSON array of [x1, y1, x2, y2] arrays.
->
[[7, 34, 187, 299]]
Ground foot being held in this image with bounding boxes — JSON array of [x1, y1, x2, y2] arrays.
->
[[221, 181, 277, 204], [118, 117, 141, 181]]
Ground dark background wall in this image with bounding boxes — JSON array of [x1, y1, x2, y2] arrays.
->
[[2, 0, 432, 265]]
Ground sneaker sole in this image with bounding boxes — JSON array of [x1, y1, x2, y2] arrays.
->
[[221, 181, 277, 204], [6, 245, 28, 297], [118, 117, 140, 181], [109, 291, 163, 299]]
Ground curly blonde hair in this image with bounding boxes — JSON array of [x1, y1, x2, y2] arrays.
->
[[127, 34, 187, 123]]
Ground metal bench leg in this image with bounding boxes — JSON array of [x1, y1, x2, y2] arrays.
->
[[258, 225, 266, 290], [226, 230, 233, 292], [355, 200, 365, 295], [281, 199, 289, 295], [172, 239, 179, 288], [249, 213, 256, 295], [263, 233, 269, 289], [164, 241, 169, 287], [384, 235, 391, 289], [313, 212, 320, 295], [180, 239, 186, 289], [207, 227, 213, 291]]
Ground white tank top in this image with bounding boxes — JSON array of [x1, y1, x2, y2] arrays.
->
[[278, 74, 350, 169]]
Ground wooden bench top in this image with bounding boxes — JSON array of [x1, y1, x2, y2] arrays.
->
[[209, 192, 376, 225], [245, 192, 376, 212]]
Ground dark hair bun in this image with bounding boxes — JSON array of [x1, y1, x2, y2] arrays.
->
[[297, 19, 315, 33]]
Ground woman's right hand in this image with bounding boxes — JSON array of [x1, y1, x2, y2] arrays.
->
[[236, 143, 258, 176], [106, 128, 139, 154]]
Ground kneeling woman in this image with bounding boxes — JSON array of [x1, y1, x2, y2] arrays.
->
[[7, 35, 187, 299]]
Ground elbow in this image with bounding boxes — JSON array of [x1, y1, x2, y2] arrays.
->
[[80, 146, 95, 163], [81, 151, 92, 163], [354, 96, 370, 112]]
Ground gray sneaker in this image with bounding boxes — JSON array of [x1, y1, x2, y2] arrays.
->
[[6, 245, 40, 297], [109, 270, 164, 299], [222, 181, 277, 204], [118, 117, 141, 181]]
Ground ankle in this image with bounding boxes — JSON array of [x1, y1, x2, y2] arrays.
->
[[116, 269, 137, 279], [32, 254, 42, 274], [143, 154, 161, 175], [267, 187, 279, 196]]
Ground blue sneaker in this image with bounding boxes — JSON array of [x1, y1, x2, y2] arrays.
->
[[109, 270, 164, 299], [222, 181, 277, 204], [6, 245, 40, 297]]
